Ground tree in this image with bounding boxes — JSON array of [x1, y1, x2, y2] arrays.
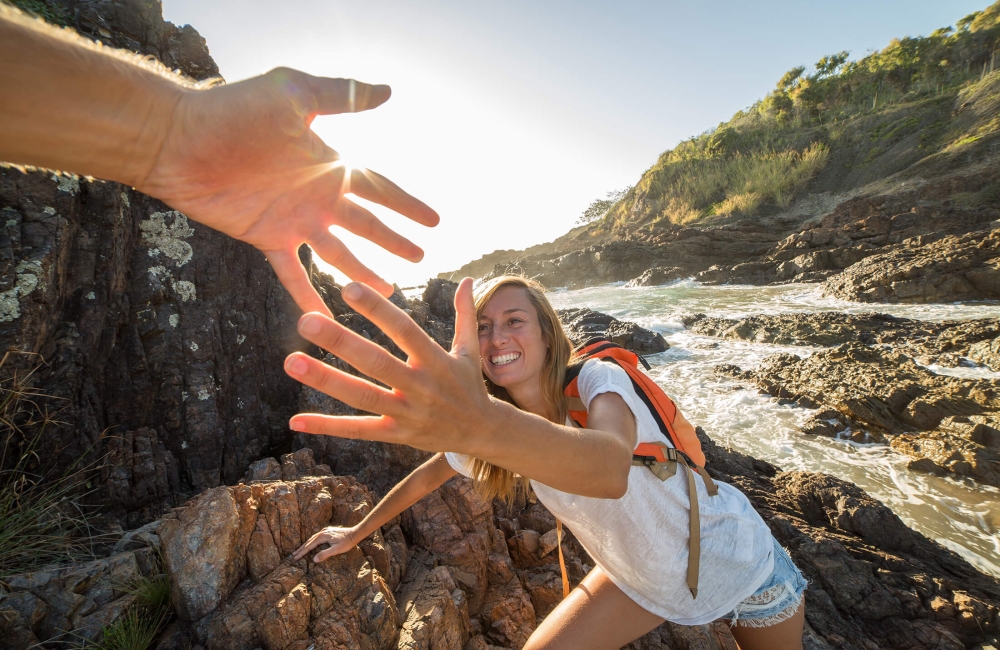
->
[[577, 187, 632, 224], [815, 51, 850, 78]]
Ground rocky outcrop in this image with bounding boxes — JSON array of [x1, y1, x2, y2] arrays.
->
[[0, 0, 306, 529], [823, 227, 1000, 303], [716, 343, 1000, 487], [685, 312, 1000, 368], [625, 265, 687, 288], [10, 433, 1000, 649], [557, 308, 669, 354]]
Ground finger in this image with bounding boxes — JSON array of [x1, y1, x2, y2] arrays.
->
[[289, 412, 399, 443], [314, 547, 340, 562], [293, 530, 327, 559], [349, 167, 440, 227], [307, 229, 394, 298], [451, 277, 478, 358], [340, 282, 440, 360], [285, 352, 401, 416], [297, 312, 413, 389], [334, 198, 424, 263], [266, 248, 334, 318], [293, 533, 326, 560], [306, 76, 391, 114]]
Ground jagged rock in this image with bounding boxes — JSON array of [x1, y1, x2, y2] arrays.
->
[[686, 311, 1000, 367], [625, 266, 686, 288], [396, 549, 471, 650], [423, 278, 458, 324], [715, 343, 1000, 486], [969, 336, 1000, 371], [0, 1, 303, 528], [0, 548, 160, 647], [824, 227, 1000, 303], [557, 308, 669, 354]]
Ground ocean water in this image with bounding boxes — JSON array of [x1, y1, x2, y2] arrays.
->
[[547, 280, 1000, 577]]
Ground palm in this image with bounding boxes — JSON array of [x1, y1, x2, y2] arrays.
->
[[140, 68, 439, 315]]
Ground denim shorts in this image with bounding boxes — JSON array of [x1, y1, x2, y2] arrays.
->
[[722, 538, 807, 628]]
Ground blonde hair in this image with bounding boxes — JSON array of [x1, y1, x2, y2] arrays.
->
[[468, 276, 574, 504]]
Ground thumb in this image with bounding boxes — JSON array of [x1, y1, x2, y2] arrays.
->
[[451, 277, 479, 359]]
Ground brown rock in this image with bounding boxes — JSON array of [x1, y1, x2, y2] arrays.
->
[[159, 485, 255, 621]]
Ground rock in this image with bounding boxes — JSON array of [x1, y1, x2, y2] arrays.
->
[[970, 336, 1000, 371], [716, 342, 1000, 486], [625, 266, 686, 287], [686, 312, 1000, 366], [0, 1, 302, 529], [423, 278, 458, 323], [156, 475, 400, 649], [0, 549, 157, 647], [159, 485, 255, 621], [396, 549, 471, 650], [557, 308, 669, 354], [824, 228, 1000, 303]]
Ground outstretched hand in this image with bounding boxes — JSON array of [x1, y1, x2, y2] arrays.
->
[[283, 277, 493, 451], [293, 525, 358, 563], [140, 68, 439, 314]]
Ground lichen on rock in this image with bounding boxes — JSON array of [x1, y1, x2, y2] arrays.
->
[[140, 210, 195, 267]]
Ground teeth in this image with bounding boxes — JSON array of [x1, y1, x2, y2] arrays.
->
[[491, 352, 520, 366]]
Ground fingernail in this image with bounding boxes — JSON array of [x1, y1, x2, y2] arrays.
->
[[300, 315, 321, 336], [289, 417, 306, 431], [286, 356, 308, 376], [343, 283, 362, 301]]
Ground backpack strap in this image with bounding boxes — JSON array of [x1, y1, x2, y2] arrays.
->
[[632, 442, 718, 599]]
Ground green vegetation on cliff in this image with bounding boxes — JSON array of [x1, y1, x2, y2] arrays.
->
[[596, 1, 1000, 233]]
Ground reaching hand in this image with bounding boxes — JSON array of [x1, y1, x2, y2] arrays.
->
[[282, 278, 493, 450], [293, 525, 359, 563], [139, 68, 439, 314]]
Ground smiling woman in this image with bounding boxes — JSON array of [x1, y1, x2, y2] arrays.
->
[[286, 276, 807, 649]]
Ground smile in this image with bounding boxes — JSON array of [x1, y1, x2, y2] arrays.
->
[[490, 352, 521, 366]]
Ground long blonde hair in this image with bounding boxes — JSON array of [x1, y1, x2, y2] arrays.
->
[[469, 276, 574, 503]]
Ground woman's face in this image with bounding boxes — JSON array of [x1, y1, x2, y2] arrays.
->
[[477, 285, 548, 394]]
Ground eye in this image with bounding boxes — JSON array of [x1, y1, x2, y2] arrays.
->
[[508, 317, 524, 326], [478, 323, 490, 333]]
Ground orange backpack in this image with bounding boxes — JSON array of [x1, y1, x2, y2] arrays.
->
[[564, 337, 706, 467], [557, 337, 717, 599]]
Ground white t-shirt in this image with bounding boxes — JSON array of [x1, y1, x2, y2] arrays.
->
[[446, 359, 774, 625]]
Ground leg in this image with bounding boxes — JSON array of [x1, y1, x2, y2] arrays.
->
[[523, 567, 665, 650], [729, 598, 805, 650]]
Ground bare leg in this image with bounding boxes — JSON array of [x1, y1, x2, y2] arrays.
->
[[729, 599, 805, 650], [523, 567, 665, 650]]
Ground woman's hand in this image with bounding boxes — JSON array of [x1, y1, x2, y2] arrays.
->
[[283, 277, 497, 453], [293, 525, 359, 563]]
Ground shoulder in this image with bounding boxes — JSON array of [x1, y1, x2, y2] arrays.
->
[[575, 358, 639, 411], [444, 452, 475, 478]]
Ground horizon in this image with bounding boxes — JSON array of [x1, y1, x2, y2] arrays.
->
[[163, 0, 987, 287]]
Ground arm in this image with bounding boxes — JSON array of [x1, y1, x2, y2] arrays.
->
[[293, 453, 457, 563], [284, 280, 636, 499], [0, 7, 438, 310]]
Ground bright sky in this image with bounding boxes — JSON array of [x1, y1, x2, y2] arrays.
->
[[162, 0, 985, 287]]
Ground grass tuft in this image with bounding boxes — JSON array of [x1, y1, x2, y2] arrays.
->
[[0, 352, 105, 579]]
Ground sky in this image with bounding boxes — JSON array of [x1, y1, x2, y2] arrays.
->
[[162, 0, 987, 287]]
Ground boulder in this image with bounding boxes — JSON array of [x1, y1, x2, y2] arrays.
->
[[557, 308, 669, 354], [824, 227, 1000, 303], [625, 266, 686, 288]]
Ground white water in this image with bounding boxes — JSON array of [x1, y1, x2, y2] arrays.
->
[[547, 280, 1000, 577]]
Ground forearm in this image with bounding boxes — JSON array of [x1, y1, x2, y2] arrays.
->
[[0, 8, 186, 187], [353, 453, 456, 540], [469, 398, 634, 498]]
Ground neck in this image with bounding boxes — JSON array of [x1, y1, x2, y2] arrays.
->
[[507, 383, 556, 422]]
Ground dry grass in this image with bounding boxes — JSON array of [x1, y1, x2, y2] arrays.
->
[[0, 352, 105, 578]]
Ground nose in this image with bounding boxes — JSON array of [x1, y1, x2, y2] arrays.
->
[[490, 325, 508, 348]]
